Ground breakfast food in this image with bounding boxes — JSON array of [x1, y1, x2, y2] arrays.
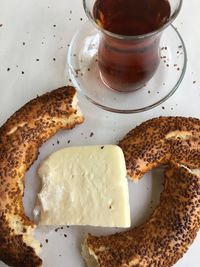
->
[[35, 145, 130, 227], [120, 116, 200, 180], [83, 164, 200, 267], [83, 117, 200, 267], [0, 86, 84, 267]]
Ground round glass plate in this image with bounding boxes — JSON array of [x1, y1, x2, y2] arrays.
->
[[68, 20, 187, 114]]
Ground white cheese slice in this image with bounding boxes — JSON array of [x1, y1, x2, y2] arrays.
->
[[36, 145, 130, 227]]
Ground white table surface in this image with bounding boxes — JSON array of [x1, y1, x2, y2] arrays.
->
[[0, 0, 199, 266]]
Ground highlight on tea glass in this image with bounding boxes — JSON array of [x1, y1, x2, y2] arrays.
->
[[68, 0, 187, 113]]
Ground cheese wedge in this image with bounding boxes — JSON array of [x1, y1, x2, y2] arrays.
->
[[35, 145, 130, 227]]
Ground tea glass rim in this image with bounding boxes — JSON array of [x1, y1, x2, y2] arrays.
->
[[83, 0, 183, 40]]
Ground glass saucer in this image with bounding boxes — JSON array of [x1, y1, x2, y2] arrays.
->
[[67, 21, 187, 114]]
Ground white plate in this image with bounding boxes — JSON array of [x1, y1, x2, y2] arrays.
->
[[0, 0, 199, 267]]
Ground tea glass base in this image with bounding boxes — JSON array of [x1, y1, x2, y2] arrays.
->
[[99, 71, 146, 93], [67, 20, 187, 114]]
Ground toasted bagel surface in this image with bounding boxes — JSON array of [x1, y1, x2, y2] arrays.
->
[[0, 86, 84, 267], [119, 116, 200, 180]]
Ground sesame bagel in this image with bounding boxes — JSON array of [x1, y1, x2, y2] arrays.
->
[[83, 117, 200, 267], [119, 116, 200, 180], [83, 163, 200, 267], [0, 86, 84, 267]]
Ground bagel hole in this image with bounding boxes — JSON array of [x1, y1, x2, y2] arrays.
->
[[22, 146, 165, 266], [23, 163, 165, 228], [129, 166, 164, 227]]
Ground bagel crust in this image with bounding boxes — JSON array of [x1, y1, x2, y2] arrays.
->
[[83, 117, 200, 267], [119, 116, 200, 180], [84, 164, 200, 267], [0, 86, 84, 267]]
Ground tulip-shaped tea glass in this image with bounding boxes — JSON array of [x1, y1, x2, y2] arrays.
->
[[68, 0, 186, 113]]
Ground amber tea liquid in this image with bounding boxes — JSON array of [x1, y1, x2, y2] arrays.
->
[[93, 0, 171, 92]]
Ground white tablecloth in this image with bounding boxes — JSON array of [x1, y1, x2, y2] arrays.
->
[[0, 1, 199, 266]]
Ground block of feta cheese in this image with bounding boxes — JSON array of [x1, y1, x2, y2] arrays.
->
[[35, 145, 130, 227]]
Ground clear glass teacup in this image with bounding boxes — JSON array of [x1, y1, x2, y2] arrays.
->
[[83, 0, 183, 92]]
